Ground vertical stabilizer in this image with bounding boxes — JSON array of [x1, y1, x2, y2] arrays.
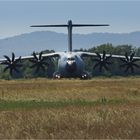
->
[[30, 20, 109, 52]]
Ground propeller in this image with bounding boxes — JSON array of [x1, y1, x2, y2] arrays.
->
[[120, 52, 139, 73], [29, 52, 49, 73], [2, 52, 22, 76], [93, 51, 112, 72]]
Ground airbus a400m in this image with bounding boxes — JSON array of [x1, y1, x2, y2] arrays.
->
[[0, 20, 140, 79]]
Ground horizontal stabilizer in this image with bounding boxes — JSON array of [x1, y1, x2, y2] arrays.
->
[[30, 25, 67, 27], [31, 24, 109, 27], [72, 24, 109, 27]]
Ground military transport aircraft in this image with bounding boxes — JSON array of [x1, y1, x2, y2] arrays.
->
[[0, 20, 140, 79]]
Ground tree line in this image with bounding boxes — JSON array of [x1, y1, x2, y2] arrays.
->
[[0, 44, 140, 79]]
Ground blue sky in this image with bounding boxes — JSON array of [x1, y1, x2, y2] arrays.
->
[[0, 1, 140, 38]]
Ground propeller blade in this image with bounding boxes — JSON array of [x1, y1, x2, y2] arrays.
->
[[29, 59, 37, 64], [42, 61, 49, 66], [3, 66, 9, 72], [130, 53, 135, 61], [15, 64, 22, 67], [105, 55, 112, 61], [1, 61, 10, 65], [39, 52, 43, 60], [103, 64, 109, 71], [10, 68, 13, 76], [125, 53, 129, 61], [2, 53, 22, 77], [120, 63, 128, 67], [40, 65, 46, 72], [33, 52, 38, 61], [14, 67, 20, 73], [30, 63, 37, 68], [12, 52, 15, 62], [93, 58, 100, 62], [120, 52, 139, 73], [103, 51, 106, 60], [99, 65, 103, 72], [106, 61, 113, 65], [132, 59, 139, 63], [4, 55, 11, 63], [96, 52, 101, 60], [120, 58, 128, 63], [30, 51, 49, 73], [93, 62, 100, 69], [130, 66, 134, 73], [15, 56, 21, 63], [124, 65, 130, 73], [93, 51, 112, 72], [35, 65, 40, 73], [132, 63, 139, 68]]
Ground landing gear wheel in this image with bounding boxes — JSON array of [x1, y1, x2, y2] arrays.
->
[[53, 72, 62, 79], [81, 72, 89, 79]]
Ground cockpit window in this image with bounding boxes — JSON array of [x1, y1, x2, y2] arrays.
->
[[67, 57, 75, 61]]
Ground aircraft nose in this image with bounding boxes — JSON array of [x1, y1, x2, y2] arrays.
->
[[67, 60, 74, 65]]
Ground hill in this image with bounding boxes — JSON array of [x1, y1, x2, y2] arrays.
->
[[0, 31, 140, 58]]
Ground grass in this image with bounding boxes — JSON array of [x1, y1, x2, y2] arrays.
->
[[0, 77, 140, 139], [0, 77, 140, 102], [0, 98, 129, 110]]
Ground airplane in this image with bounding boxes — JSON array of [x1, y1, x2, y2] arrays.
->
[[0, 20, 140, 79]]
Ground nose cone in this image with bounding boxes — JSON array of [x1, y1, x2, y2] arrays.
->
[[67, 60, 74, 65]]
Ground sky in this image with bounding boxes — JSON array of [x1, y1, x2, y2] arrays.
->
[[0, 0, 140, 38]]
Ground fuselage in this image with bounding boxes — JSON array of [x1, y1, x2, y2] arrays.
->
[[57, 52, 85, 78]]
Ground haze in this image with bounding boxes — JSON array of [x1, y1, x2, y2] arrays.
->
[[0, 1, 140, 38]]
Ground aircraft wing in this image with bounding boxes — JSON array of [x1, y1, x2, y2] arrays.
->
[[78, 52, 140, 60], [0, 52, 60, 63], [21, 52, 60, 60], [0, 52, 62, 76], [78, 51, 140, 73]]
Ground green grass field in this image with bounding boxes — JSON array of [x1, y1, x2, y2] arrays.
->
[[0, 77, 140, 139]]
